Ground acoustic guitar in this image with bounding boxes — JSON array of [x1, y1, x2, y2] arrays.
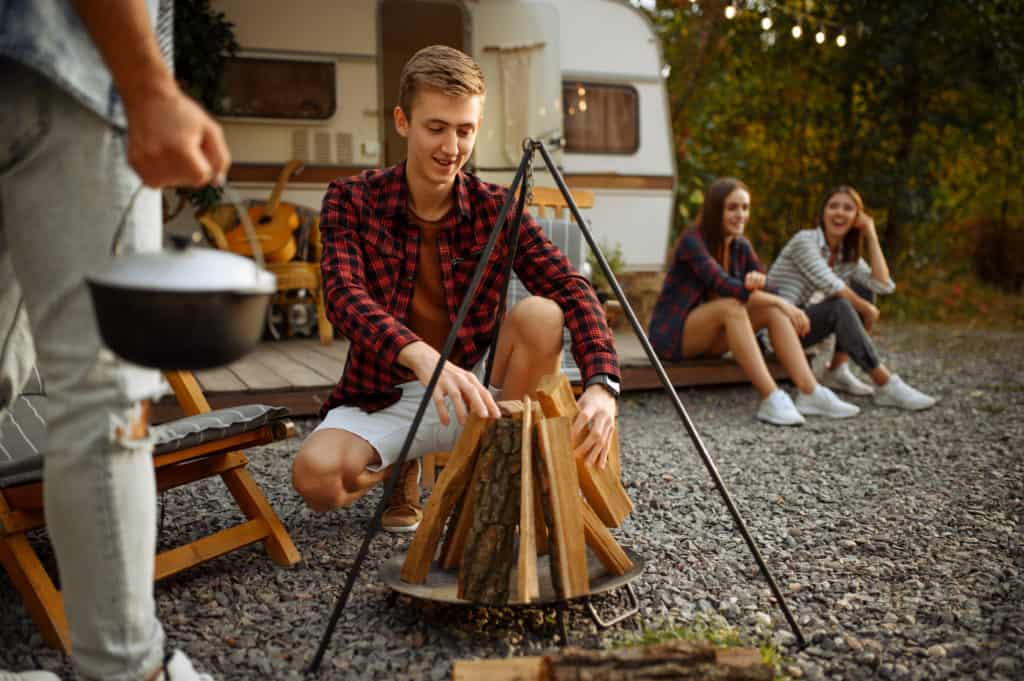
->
[[225, 159, 304, 264]]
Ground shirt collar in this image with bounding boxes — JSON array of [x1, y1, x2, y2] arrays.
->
[[382, 161, 471, 222], [814, 226, 829, 254]]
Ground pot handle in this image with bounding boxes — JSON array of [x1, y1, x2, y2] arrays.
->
[[109, 183, 266, 273]]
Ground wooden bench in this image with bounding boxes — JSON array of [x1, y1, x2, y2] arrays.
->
[[0, 369, 300, 653]]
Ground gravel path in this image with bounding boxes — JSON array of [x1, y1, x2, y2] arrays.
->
[[2, 323, 1021, 680]]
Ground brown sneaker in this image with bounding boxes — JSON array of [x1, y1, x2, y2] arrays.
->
[[381, 460, 422, 533]]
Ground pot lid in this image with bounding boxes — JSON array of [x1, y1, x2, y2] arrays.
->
[[88, 245, 276, 294]]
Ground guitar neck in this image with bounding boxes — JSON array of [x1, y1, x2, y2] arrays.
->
[[265, 159, 305, 213]]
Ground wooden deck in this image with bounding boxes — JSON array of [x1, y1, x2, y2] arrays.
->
[[150, 330, 786, 423]]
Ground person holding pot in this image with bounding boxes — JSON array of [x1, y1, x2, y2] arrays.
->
[[0, 1, 228, 679], [766, 186, 936, 410], [291, 45, 620, 532]]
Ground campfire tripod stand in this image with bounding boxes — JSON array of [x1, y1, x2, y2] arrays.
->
[[308, 138, 806, 674]]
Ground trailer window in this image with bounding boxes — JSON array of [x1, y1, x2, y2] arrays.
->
[[217, 57, 336, 119], [562, 82, 639, 154]]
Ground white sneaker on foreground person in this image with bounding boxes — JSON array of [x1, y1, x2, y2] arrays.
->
[[158, 651, 215, 681], [0, 670, 60, 680], [874, 375, 937, 411], [822, 362, 875, 396], [757, 389, 805, 426], [795, 385, 861, 418]]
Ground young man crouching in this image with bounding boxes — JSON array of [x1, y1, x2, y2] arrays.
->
[[292, 45, 620, 532]]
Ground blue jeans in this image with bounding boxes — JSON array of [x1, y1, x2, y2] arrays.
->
[[0, 59, 167, 680]]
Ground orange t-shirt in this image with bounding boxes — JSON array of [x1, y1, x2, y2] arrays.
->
[[406, 210, 453, 356]]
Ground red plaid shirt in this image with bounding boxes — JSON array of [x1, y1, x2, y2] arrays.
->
[[319, 162, 618, 414], [649, 229, 768, 361]]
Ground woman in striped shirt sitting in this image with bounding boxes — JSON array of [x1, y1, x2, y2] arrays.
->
[[766, 186, 935, 410], [649, 178, 859, 426]]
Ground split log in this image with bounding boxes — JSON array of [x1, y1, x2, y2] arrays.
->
[[451, 643, 771, 681], [401, 414, 488, 584], [535, 373, 633, 528], [535, 415, 589, 599], [546, 641, 772, 681], [580, 499, 633, 576], [515, 397, 540, 604], [458, 415, 523, 604]]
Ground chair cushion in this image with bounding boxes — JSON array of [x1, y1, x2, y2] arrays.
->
[[0, 397, 290, 489], [151, 404, 290, 455]]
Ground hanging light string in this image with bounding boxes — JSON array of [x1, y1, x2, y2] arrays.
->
[[714, 0, 852, 47]]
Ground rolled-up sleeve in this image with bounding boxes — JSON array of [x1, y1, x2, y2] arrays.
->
[[850, 259, 896, 295]]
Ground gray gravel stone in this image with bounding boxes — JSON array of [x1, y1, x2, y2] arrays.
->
[[1, 324, 1022, 680]]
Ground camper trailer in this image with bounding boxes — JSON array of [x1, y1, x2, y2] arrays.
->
[[214, 0, 676, 273]]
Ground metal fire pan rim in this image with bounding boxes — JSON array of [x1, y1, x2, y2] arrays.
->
[[380, 547, 644, 607]]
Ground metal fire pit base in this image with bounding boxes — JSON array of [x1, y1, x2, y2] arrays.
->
[[380, 547, 645, 644]]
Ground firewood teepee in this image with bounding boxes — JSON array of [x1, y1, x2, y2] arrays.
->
[[400, 373, 635, 605]]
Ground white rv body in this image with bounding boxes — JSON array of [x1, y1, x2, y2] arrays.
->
[[212, 0, 675, 272]]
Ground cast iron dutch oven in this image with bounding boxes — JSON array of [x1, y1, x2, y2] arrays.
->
[[87, 189, 276, 370]]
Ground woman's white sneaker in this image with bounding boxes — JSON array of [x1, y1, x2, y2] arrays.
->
[[874, 375, 936, 411], [822, 362, 875, 396], [757, 389, 805, 426], [795, 385, 860, 418]]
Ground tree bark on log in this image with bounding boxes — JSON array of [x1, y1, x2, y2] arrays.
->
[[546, 641, 772, 681], [457, 416, 523, 604]]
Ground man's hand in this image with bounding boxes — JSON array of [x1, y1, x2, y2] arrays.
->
[[782, 302, 811, 336], [744, 271, 766, 291], [398, 341, 501, 426], [71, 0, 230, 188], [572, 384, 617, 470], [122, 83, 231, 188]]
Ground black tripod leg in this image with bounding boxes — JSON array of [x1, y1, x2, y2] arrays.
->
[[533, 141, 807, 649]]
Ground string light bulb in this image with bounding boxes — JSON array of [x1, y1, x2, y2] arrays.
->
[[836, 32, 847, 47], [724, 4, 737, 19], [791, 24, 802, 38], [761, 16, 773, 30], [815, 28, 826, 44]]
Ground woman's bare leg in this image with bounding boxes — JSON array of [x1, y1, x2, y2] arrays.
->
[[681, 298, 777, 398], [747, 305, 816, 394]]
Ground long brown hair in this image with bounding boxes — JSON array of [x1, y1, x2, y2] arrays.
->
[[669, 177, 749, 266], [818, 186, 864, 263]]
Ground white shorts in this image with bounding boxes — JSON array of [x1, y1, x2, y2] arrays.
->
[[313, 364, 498, 471]]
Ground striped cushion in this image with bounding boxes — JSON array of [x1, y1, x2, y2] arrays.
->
[[0, 395, 289, 488]]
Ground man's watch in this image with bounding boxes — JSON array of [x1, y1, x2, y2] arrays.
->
[[584, 373, 621, 399]]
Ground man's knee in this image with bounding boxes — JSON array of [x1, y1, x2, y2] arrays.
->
[[507, 296, 564, 349], [292, 432, 372, 512]]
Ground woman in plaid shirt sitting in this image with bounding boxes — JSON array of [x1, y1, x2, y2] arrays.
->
[[649, 178, 859, 426]]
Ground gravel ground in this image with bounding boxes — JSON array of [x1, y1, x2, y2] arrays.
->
[[2, 323, 1021, 680]]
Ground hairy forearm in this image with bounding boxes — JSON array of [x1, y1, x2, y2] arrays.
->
[[72, 0, 177, 105]]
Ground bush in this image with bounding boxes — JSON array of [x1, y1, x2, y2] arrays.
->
[[972, 217, 1024, 293]]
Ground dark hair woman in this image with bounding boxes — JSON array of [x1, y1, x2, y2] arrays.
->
[[649, 178, 859, 425]]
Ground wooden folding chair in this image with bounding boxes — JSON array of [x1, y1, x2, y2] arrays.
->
[[0, 370, 300, 653]]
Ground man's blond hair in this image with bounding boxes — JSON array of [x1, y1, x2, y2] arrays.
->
[[398, 45, 486, 118]]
